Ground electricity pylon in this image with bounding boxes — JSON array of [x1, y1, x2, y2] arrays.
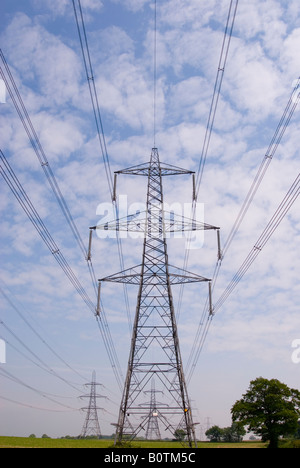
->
[[144, 379, 164, 440], [93, 148, 219, 447], [79, 371, 105, 439]]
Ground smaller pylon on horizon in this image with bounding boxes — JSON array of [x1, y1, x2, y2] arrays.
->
[[79, 370, 105, 439], [144, 379, 164, 440]]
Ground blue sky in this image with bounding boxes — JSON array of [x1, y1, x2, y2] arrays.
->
[[0, 0, 300, 439]]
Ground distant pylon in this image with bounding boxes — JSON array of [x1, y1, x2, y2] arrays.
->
[[80, 371, 105, 439], [145, 379, 163, 440]]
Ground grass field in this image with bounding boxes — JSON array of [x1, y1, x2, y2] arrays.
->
[[0, 436, 266, 448]]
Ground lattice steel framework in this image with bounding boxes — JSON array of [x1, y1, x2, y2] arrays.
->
[[94, 148, 219, 447], [79, 371, 104, 439]]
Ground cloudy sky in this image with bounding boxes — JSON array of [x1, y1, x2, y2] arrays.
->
[[0, 0, 299, 439]]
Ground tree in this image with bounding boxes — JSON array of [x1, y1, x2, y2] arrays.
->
[[205, 423, 245, 443], [222, 422, 246, 443], [174, 428, 186, 442], [205, 425, 222, 442], [231, 377, 300, 448]]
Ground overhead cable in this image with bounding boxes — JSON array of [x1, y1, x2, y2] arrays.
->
[[0, 149, 124, 391], [0, 284, 86, 383], [195, 0, 239, 197], [0, 49, 99, 300], [72, 0, 114, 200], [0, 368, 79, 411], [0, 321, 81, 393], [214, 172, 300, 313], [187, 172, 300, 382], [176, 0, 239, 323], [0, 49, 124, 389], [185, 73, 300, 381], [72, 0, 132, 332], [0, 49, 88, 261]]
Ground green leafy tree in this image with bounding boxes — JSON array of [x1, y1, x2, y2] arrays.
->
[[222, 422, 246, 443], [231, 377, 300, 448], [205, 425, 222, 442], [206, 423, 245, 443], [174, 428, 186, 442]]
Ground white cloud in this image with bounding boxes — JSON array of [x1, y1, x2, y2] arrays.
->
[[32, 0, 103, 17], [280, 28, 300, 80], [35, 112, 85, 162], [111, 0, 151, 13], [2, 13, 83, 108], [159, 0, 228, 29]]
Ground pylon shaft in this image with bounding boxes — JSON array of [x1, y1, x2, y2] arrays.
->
[[114, 149, 197, 446]]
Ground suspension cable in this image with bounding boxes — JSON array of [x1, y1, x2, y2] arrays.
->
[[0, 149, 124, 391], [214, 172, 300, 313], [186, 172, 300, 382], [176, 0, 239, 322], [0, 284, 86, 383], [72, 0, 133, 332], [185, 68, 300, 382], [195, 0, 239, 197], [0, 49, 124, 388]]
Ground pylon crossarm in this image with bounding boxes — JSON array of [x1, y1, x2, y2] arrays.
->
[[115, 159, 195, 177], [100, 264, 142, 284], [100, 264, 210, 285], [94, 211, 218, 234]]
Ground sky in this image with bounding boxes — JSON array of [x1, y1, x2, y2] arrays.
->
[[0, 0, 299, 440]]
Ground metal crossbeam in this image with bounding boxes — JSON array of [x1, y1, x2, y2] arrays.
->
[[93, 210, 218, 234]]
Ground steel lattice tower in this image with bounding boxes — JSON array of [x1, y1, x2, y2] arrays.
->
[[144, 379, 163, 440], [79, 371, 104, 439], [93, 148, 219, 447]]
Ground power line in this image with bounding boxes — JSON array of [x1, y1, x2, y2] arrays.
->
[[0, 149, 124, 390], [0, 50, 88, 261], [0, 368, 79, 412], [0, 49, 99, 302], [0, 47, 124, 389], [186, 172, 300, 382], [176, 0, 239, 323], [0, 321, 81, 393], [72, 0, 114, 200], [185, 70, 300, 383], [0, 283, 86, 383], [0, 149, 95, 313], [221, 77, 300, 258], [213, 172, 300, 313], [195, 0, 239, 197], [72, 0, 132, 332], [0, 395, 77, 413]]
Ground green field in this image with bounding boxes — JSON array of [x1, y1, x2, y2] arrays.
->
[[0, 436, 266, 448]]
